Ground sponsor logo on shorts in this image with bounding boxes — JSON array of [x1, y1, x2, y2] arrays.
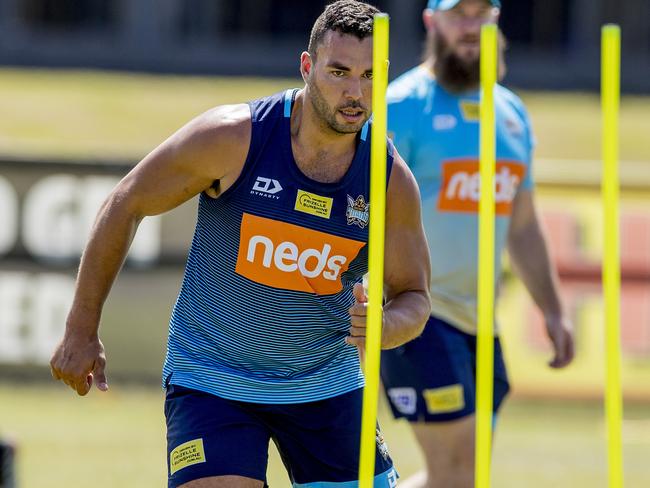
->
[[423, 384, 465, 414], [235, 213, 365, 295], [433, 114, 458, 131], [386, 468, 398, 488], [387, 387, 417, 415], [376, 428, 390, 461], [294, 190, 333, 219], [346, 194, 369, 228], [459, 100, 480, 121], [251, 176, 283, 199], [437, 159, 526, 215], [170, 438, 206, 475]]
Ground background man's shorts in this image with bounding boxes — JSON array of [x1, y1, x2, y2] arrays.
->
[[165, 384, 398, 487], [380, 315, 510, 422]]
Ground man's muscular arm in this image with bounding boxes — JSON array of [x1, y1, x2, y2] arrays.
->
[[50, 104, 251, 395]]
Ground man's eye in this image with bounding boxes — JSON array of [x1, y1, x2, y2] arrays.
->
[[364, 72, 374, 80], [332, 70, 345, 77]]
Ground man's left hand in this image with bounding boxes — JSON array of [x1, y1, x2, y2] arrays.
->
[[545, 315, 574, 368]]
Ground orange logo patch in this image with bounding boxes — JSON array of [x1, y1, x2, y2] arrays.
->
[[437, 160, 526, 215], [235, 213, 365, 295]]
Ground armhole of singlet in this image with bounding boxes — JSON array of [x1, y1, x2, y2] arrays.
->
[[360, 121, 369, 142], [204, 90, 294, 202], [359, 119, 391, 185], [385, 135, 395, 184], [283, 88, 297, 117]]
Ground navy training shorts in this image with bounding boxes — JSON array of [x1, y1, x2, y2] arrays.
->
[[165, 383, 398, 487], [380, 315, 510, 422]]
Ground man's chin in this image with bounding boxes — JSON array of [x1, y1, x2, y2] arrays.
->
[[332, 125, 364, 135], [330, 118, 368, 134], [455, 50, 479, 65]]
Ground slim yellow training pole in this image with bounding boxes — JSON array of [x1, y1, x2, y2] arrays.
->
[[602, 24, 624, 488], [475, 23, 497, 488], [359, 13, 389, 488]]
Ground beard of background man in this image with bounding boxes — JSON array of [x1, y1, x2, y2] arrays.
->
[[432, 28, 481, 94], [307, 71, 370, 135]]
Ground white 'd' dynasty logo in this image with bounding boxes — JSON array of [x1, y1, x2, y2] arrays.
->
[[433, 114, 457, 131], [387, 387, 417, 415], [251, 177, 283, 199]]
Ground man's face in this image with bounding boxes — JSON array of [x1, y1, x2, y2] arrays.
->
[[434, 0, 499, 62], [302, 31, 373, 135], [431, 0, 499, 91]]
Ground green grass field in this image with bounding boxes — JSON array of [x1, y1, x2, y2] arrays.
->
[[2, 383, 650, 487], [1, 68, 648, 162]]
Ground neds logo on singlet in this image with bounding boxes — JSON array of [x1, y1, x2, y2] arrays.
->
[[437, 160, 527, 215], [235, 213, 365, 295]]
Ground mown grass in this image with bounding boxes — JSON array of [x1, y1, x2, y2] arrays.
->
[[1, 67, 649, 162], [2, 383, 649, 487]]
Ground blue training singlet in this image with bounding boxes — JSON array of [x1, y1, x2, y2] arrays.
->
[[163, 89, 394, 404], [387, 66, 535, 335]]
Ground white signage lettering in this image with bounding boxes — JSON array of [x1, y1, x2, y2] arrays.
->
[[21, 175, 160, 265], [0, 271, 73, 364], [0, 176, 18, 255]]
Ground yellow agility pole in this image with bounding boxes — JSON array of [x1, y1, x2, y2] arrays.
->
[[475, 23, 497, 488], [602, 24, 624, 488], [358, 13, 389, 488]]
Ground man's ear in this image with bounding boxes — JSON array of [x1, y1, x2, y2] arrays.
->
[[423, 8, 435, 34], [300, 51, 312, 83]]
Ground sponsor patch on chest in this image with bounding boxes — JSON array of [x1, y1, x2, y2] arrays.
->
[[437, 159, 526, 215], [294, 190, 333, 219], [459, 100, 480, 121], [235, 213, 365, 295], [346, 194, 370, 228]]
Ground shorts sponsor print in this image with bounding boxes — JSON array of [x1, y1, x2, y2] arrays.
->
[[386, 387, 417, 416], [169, 438, 206, 475], [422, 384, 465, 414], [381, 316, 510, 422]]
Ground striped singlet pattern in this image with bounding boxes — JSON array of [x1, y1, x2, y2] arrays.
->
[[163, 89, 394, 403]]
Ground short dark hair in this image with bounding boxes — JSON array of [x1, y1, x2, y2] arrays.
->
[[308, 1, 380, 58]]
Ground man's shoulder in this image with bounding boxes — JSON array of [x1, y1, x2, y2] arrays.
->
[[203, 103, 251, 125], [247, 89, 296, 123], [496, 84, 528, 112], [496, 84, 532, 126], [192, 104, 252, 143], [173, 104, 252, 174], [387, 66, 433, 105]]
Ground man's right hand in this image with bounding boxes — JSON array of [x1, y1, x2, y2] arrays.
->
[[50, 331, 108, 396]]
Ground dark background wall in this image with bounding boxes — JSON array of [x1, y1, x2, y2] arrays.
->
[[0, 0, 648, 91]]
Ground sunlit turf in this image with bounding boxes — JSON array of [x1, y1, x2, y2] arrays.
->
[[1, 67, 649, 162], [2, 383, 649, 487]]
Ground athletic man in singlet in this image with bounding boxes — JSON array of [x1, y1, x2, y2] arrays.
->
[[49, 1, 431, 487], [380, 1, 575, 486]]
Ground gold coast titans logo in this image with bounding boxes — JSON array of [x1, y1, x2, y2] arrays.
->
[[346, 195, 369, 229]]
